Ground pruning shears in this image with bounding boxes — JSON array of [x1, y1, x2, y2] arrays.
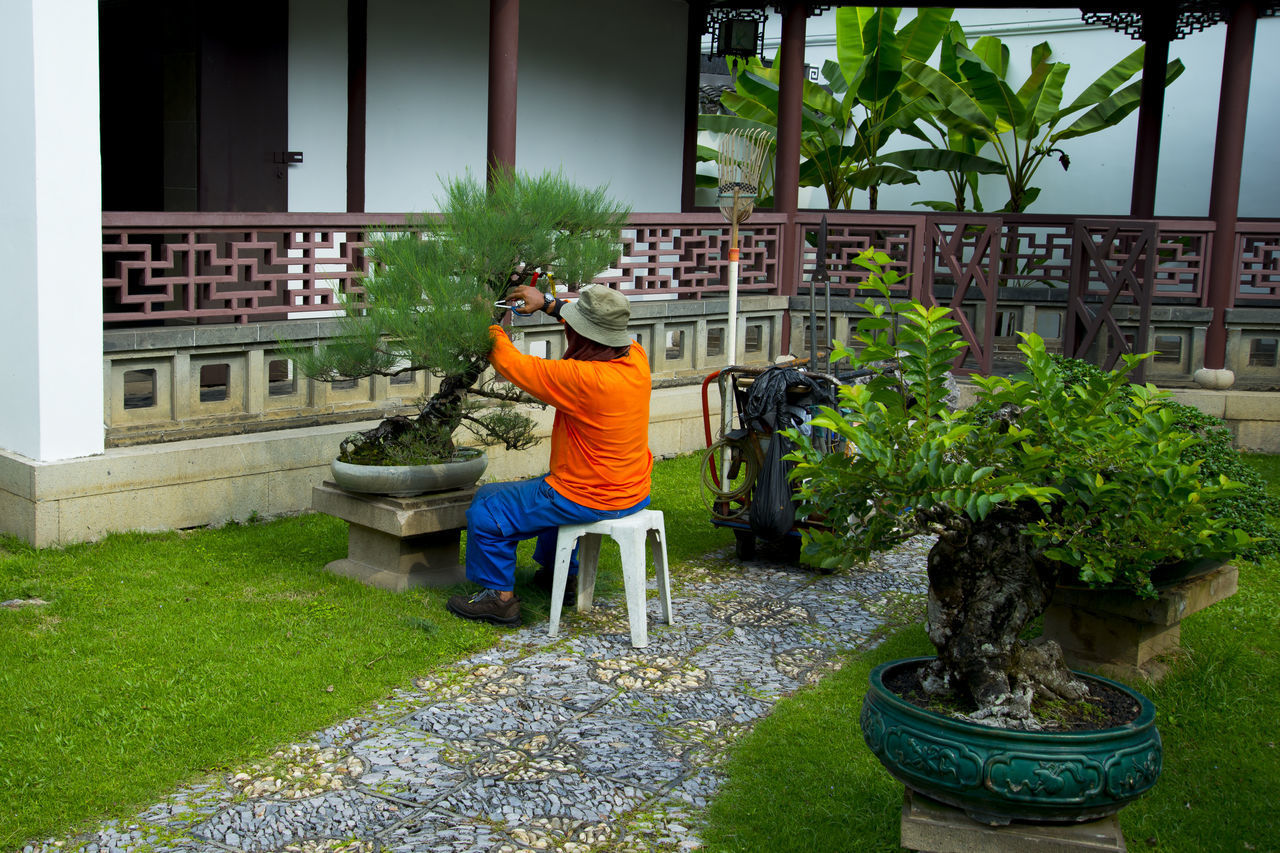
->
[[495, 270, 542, 311]]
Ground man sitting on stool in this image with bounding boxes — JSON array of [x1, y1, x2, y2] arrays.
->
[[446, 283, 653, 625]]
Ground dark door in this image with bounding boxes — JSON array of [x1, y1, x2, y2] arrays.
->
[[197, 0, 289, 212]]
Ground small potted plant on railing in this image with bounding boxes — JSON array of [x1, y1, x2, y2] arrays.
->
[[787, 256, 1251, 825], [288, 169, 630, 495]]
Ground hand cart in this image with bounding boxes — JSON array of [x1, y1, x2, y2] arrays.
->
[[698, 363, 844, 562]]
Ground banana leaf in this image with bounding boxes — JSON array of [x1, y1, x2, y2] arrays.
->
[[797, 157, 848, 190], [698, 113, 776, 138], [858, 8, 904, 103], [913, 199, 960, 211], [967, 171, 986, 212], [1028, 41, 1053, 76], [835, 6, 880, 78], [797, 144, 866, 186], [720, 91, 778, 127], [847, 163, 920, 190], [1058, 46, 1146, 115], [956, 46, 1027, 128], [1018, 62, 1070, 136], [737, 60, 849, 132], [939, 21, 967, 83], [821, 58, 850, 96], [1016, 42, 1055, 103], [902, 60, 998, 138], [1054, 59, 1184, 140], [896, 8, 954, 63], [878, 147, 1006, 174], [998, 186, 1040, 212], [968, 35, 1010, 79]]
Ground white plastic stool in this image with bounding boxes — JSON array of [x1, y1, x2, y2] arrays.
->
[[547, 509, 674, 648]]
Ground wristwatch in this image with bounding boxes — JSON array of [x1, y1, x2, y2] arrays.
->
[[543, 294, 564, 318]]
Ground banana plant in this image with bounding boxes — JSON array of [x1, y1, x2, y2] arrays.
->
[[902, 35, 1185, 213], [700, 7, 1004, 210], [893, 21, 997, 212]]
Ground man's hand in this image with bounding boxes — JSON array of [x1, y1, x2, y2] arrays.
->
[[503, 284, 547, 315]]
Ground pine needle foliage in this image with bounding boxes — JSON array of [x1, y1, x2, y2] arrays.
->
[[287, 169, 631, 463]]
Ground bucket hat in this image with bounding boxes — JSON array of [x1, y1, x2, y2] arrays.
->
[[560, 284, 632, 348]]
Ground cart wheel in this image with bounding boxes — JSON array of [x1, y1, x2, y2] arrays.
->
[[782, 534, 803, 565], [734, 529, 757, 560]]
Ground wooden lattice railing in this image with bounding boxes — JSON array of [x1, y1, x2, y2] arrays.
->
[[102, 211, 1279, 367], [790, 213, 1278, 304], [102, 212, 788, 325], [102, 213, 398, 324]]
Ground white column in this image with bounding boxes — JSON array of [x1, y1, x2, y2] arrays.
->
[[0, 0, 104, 461]]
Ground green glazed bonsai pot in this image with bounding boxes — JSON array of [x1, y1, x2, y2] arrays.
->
[[860, 657, 1162, 826]]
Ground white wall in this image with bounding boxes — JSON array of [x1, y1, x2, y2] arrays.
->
[[0, 0, 104, 462], [363, 0, 490, 212], [357, 0, 688, 214], [289, 0, 349, 212], [742, 9, 1280, 218], [518, 0, 688, 213]]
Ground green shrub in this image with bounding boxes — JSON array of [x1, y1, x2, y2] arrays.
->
[[1050, 355, 1279, 557]]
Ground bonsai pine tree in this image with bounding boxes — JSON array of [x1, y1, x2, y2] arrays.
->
[[789, 256, 1250, 727], [290, 170, 631, 465]]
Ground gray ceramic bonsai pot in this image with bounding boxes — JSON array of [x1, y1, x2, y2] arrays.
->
[[331, 449, 488, 498]]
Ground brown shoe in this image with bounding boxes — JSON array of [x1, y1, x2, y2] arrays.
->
[[446, 588, 521, 625]]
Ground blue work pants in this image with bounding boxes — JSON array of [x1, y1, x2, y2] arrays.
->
[[464, 476, 650, 591]]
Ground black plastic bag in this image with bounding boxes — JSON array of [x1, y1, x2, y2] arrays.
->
[[750, 428, 796, 541], [740, 366, 833, 433]]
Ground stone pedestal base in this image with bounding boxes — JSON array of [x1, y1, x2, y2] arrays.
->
[[312, 481, 476, 591], [1042, 563, 1238, 681], [900, 788, 1126, 853]]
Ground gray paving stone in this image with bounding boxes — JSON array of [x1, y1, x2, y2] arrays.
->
[[25, 537, 931, 853], [194, 790, 406, 852]]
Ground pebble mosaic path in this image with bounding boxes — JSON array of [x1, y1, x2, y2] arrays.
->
[[24, 538, 931, 853]]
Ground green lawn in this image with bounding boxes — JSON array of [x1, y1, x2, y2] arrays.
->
[[5, 450, 1274, 851], [700, 454, 1280, 852], [0, 451, 730, 849]]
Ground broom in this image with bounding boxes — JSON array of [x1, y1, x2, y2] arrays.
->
[[715, 128, 773, 492], [717, 127, 773, 370]]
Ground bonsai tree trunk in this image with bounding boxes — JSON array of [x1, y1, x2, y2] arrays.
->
[[922, 506, 1089, 726], [340, 301, 513, 463]]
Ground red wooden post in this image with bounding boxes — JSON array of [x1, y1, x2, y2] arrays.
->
[[680, 2, 705, 213], [1130, 6, 1173, 219], [1202, 0, 1258, 382], [775, 2, 806, 354], [346, 0, 367, 213], [487, 0, 519, 184]]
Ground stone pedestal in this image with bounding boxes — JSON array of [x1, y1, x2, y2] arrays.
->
[[900, 788, 1126, 853], [312, 481, 476, 591], [1042, 563, 1238, 681]]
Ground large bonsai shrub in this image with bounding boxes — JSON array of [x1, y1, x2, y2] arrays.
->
[[789, 260, 1251, 726], [290, 170, 630, 465]]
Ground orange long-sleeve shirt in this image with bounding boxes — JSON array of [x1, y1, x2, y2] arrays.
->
[[488, 325, 653, 510]]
